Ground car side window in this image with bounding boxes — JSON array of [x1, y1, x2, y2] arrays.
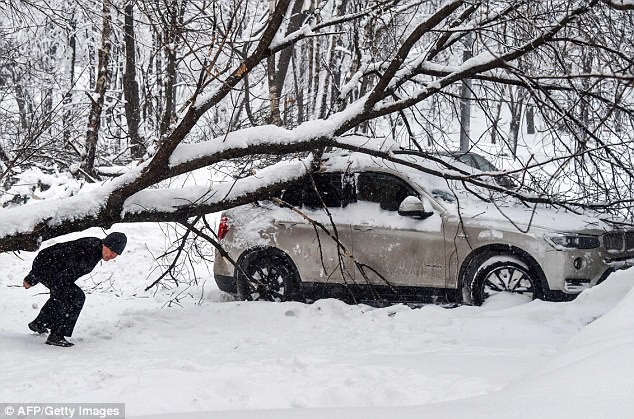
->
[[280, 172, 355, 208], [356, 172, 417, 211], [280, 181, 304, 207]]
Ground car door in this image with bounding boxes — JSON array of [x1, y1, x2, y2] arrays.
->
[[349, 172, 448, 288], [274, 172, 356, 285]]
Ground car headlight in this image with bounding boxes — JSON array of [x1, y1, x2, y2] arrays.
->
[[545, 233, 600, 250]]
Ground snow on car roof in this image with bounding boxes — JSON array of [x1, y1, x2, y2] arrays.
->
[[320, 149, 468, 192]]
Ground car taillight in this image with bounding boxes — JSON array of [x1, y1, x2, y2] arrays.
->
[[217, 216, 229, 240]]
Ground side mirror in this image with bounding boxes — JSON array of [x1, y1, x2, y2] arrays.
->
[[398, 196, 434, 219]]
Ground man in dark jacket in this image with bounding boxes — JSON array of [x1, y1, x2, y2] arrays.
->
[[23, 232, 127, 347]]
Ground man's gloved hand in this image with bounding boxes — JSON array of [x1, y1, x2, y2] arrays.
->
[[23, 279, 31, 289]]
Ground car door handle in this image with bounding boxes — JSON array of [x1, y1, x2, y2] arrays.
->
[[276, 221, 297, 227], [354, 225, 374, 231]]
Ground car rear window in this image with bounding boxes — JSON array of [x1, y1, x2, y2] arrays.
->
[[280, 173, 355, 208]]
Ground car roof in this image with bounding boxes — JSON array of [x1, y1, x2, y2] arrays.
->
[[434, 150, 500, 171], [319, 149, 479, 192]]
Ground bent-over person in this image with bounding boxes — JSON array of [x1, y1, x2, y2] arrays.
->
[[23, 232, 127, 347]]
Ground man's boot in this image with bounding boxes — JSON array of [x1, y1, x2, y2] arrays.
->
[[28, 321, 49, 334], [45, 333, 74, 347]]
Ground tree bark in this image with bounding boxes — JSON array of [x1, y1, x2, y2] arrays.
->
[[123, 1, 144, 159], [267, 54, 282, 125], [0, 144, 11, 175], [292, 48, 304, 124], [63, 12, 77, 145], [526, 105, 535, 135], [268, 0, 306, 125], [459, 44, 473, 152], [159, 0, 185, 137], [82, 0, 113, 179], [12, 81, 29, 131], [508, 93, 524, 157]]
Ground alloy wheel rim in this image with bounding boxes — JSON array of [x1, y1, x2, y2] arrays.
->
[[482, 265, 534, 300], [248, 263, 286, 302]]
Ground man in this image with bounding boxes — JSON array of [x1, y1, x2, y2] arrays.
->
[[23, 232, 127, 347]]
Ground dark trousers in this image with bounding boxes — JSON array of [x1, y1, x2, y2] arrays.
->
[[33, 282, 86, 337]]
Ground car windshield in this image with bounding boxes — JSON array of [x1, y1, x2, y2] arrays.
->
[[454, 153, 499, 172], [469, 154, 499, 172]]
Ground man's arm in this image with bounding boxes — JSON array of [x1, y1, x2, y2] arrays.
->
[[24, 245, 58, 288]]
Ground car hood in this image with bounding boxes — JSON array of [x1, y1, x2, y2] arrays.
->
[[444, 195, 623, 235]]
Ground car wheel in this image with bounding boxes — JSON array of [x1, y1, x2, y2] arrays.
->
[[468, 255, 541, 305], [236, 249, 300, 302]]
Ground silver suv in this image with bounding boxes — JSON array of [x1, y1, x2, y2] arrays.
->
[[213, 152, 634, 305]]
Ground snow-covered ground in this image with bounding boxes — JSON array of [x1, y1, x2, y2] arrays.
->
[[1, 222, 633, 418]]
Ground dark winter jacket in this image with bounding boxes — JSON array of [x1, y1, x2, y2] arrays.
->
[[25, 237, 103, 288]]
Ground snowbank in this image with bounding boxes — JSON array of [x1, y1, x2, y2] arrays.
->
[[132, 275, 634, 419]]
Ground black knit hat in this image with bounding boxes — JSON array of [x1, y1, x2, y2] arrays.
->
[[103, 232, 127, 255]]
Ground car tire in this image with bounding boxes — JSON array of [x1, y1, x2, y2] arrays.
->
[[466, 254, 542, 305], [236, 248, 300, 302]]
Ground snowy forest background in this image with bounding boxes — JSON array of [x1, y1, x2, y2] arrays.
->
[[0, 0, 633, 258]]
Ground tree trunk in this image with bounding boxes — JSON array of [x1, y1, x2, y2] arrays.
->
[[159, 0, 182, 137], [292, 48, 304, 125], [268, 0, 306, 126], [490, 88, 504, 144], [0, 144, 11, 175], [123, 1, 144, 159], [577, 49, 593, 152], [41, 18, 56, 128], [509, 94, 524, 157], [63, 12, 77, 145], [82, 0, 113, 179], [308, 3, 321, 119], [12, 81, 29, 131], [267, 55, 282, 125], [526, 105, 535, 134], [318, 38, 332, 119], [319, 0, 348, 119], [307, 37, 317, 119], [330, 36, 344, 113], [459, 34, 473, 152], [144, 24, 161, 135]]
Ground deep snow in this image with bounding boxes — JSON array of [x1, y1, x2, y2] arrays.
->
[[1, 222, 633, 418]]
